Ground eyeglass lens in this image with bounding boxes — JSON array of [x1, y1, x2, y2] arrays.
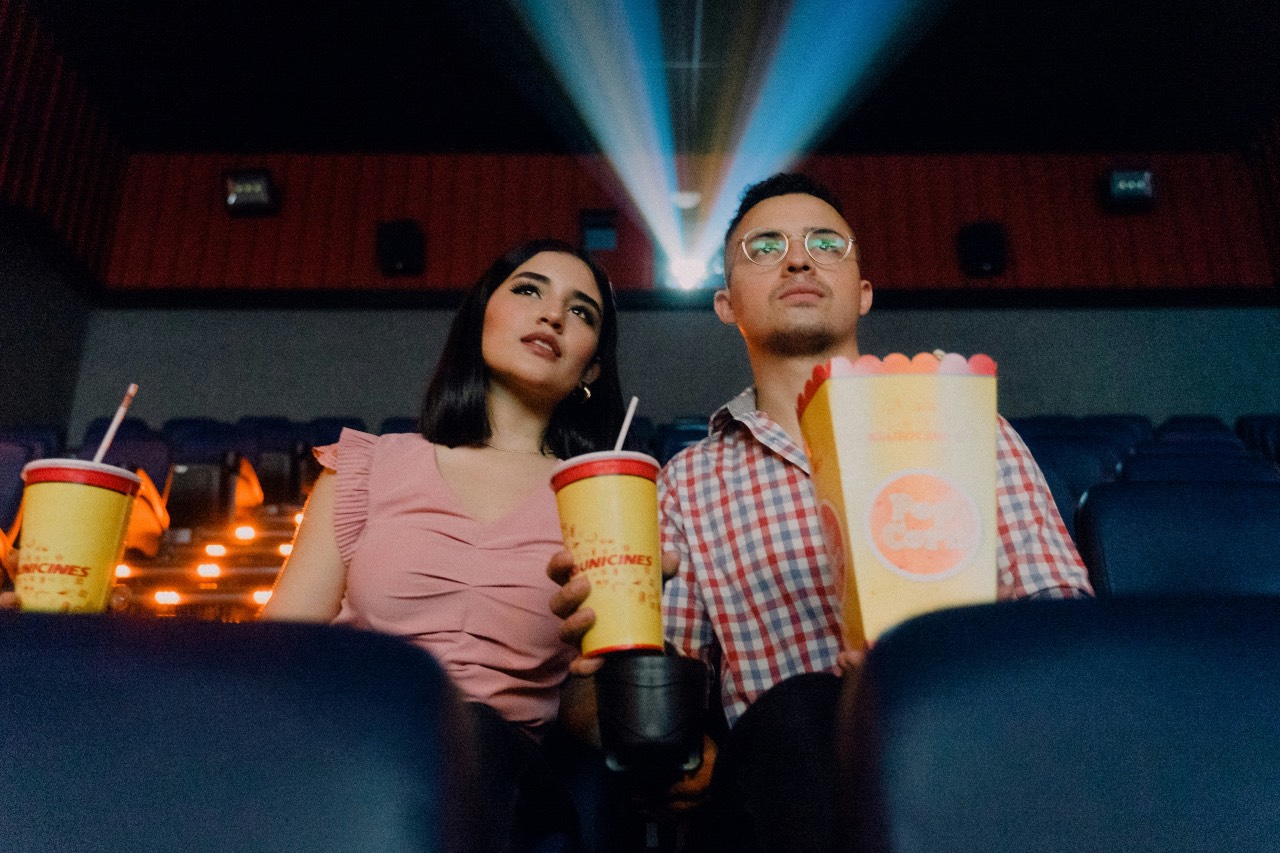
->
[[742, 229, 851, 266]]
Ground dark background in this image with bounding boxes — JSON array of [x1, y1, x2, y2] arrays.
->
[[25, 0, 1280, 154]]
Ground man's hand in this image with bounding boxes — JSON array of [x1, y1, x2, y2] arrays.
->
[[835, 646, 867, 678], [548, 548, 683, 677]]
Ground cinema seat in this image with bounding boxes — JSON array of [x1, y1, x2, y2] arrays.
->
[[0, 439, 31, 534], [1119, 452, 1280, 483], [0, 614, 482, 853], [1074, 481, 1280, 597], [837, 597, 1280, 853]]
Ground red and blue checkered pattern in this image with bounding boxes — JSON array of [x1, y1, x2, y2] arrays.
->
[[661, 388, 1092, 726]]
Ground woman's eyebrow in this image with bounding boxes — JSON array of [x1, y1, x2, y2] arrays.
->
[[512, 271, 551, 284], [571, 290, 603, 314]]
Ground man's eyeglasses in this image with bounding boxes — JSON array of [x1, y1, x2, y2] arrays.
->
[[739, 228, 855, 267]]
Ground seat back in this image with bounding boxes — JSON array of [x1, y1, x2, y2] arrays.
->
[[1075, 481, 1280, 597], [0, 439, 32, 533], [163, 417, 240, 465], [1023, 435, 1117, 497], [236, 417, 310, 505], [310, 417, 369, 446], [1120, 452, 1280, 482], [0, 614, 481, 853], [78, 436, 173, 491], [0, 424, 65, 458], [838, 597, 1280, 853]]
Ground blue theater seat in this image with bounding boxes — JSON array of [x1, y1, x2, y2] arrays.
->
[[310, 416, 369, 446], [236, 417, 313, 505], [837, 597, 1280, 853], [1004, 414, 1077, 440], [0, 424, 64, 458], [79, 415, 156, 449], [655, 417, 708, 464], [1119, 452, 1280, 483], [162, 417, 240, 465], [1023, 435, 1118, 496], [1156, 414, 1232, 435], [1236, 414, 1280, 463], [77, 435, 172, 492], [0, 439, 33, 533], [0, 614, 481, 853], [1076, 413, 1153, 449], [1075, 481, 1280, 597]]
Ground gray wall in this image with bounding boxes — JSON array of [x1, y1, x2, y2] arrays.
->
[[67, 303, 1280, 445], [0, 211, 91, 431]]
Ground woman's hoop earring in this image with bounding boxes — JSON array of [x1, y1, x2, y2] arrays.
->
[[578, 382, 592, 402]]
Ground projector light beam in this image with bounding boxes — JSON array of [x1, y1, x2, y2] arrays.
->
[[510, 0, 944, 287]]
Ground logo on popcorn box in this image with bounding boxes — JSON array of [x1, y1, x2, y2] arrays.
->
[[865, 469, 981, 581]]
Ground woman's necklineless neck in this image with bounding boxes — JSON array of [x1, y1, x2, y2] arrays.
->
[[481, 441, 552, 458]]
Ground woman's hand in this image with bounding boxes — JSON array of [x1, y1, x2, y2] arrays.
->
[[547, 548, 604, 676], [548, 548, 681, 677]]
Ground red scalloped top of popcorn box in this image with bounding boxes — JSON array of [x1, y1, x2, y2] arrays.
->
[[797, 352, 998, 418]]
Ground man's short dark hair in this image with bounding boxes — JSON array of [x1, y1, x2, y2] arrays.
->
[[723, 173, 845, 256]]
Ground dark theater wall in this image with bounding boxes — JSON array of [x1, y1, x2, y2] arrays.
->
[[103, 151, 1275, 293], [0, 0, 120, 430], [0, 0, 124, 277]]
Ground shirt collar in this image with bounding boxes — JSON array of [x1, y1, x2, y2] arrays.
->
[[710, 386, 811, 472]]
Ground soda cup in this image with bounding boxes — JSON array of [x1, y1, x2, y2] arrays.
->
[[550, 451, 663, 656], [13, 459, 141, 613]]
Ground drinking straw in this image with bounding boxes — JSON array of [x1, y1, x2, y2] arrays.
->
[[92, 383, 139, 464], [614, 396, 639, 452]]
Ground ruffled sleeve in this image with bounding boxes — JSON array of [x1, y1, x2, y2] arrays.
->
[[314, 428, 378, 567]]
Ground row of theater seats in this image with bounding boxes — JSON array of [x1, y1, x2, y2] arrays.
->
[[1008, 413, 1280, 540], [0, 412, 709, 537], [0, 415, 381, 536], [5, 596, 1278, 852]]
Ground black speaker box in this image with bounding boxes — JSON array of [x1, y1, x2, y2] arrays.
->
[[376, 219, 425, 277], [956, 222, 1007, 277]]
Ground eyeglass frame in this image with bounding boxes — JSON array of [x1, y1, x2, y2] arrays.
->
[[737, 227, 857, 268]]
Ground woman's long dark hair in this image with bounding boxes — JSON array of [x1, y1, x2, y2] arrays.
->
[[419, 239, 625, 459]]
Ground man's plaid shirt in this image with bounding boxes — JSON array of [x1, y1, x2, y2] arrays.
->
[[660, 388, 1093, 726]]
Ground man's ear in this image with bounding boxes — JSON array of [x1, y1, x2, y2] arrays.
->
[[581, 361, 602, 386], [713, 288, 736, 326], [859, 279, 873, 316]]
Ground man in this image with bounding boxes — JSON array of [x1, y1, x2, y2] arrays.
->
[[551, 173, 1091, 852]]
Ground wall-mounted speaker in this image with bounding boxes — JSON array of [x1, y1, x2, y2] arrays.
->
[[376, 219, 425, 277], [956, 222, 1007, 278]]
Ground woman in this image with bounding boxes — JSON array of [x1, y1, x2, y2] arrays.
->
[[263, 238, 624, 851]]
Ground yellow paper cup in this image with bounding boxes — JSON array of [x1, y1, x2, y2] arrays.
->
[[14, 459, 141, 613], [550, 451, 663, 656]]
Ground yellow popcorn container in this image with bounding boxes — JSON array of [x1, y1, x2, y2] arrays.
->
[[797, 352, 998, 647], [551, 451, 664, 656], [14, 459, 141, 613]]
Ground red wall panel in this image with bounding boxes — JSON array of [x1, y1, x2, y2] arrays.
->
[[98, 150, 1276, 294]]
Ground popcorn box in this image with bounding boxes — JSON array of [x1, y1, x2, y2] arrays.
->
[[797, 352, 998, 647]]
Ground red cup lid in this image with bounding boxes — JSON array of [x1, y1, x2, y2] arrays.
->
[[550, 451, 660, 491], [22, 459, 142, 497]]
